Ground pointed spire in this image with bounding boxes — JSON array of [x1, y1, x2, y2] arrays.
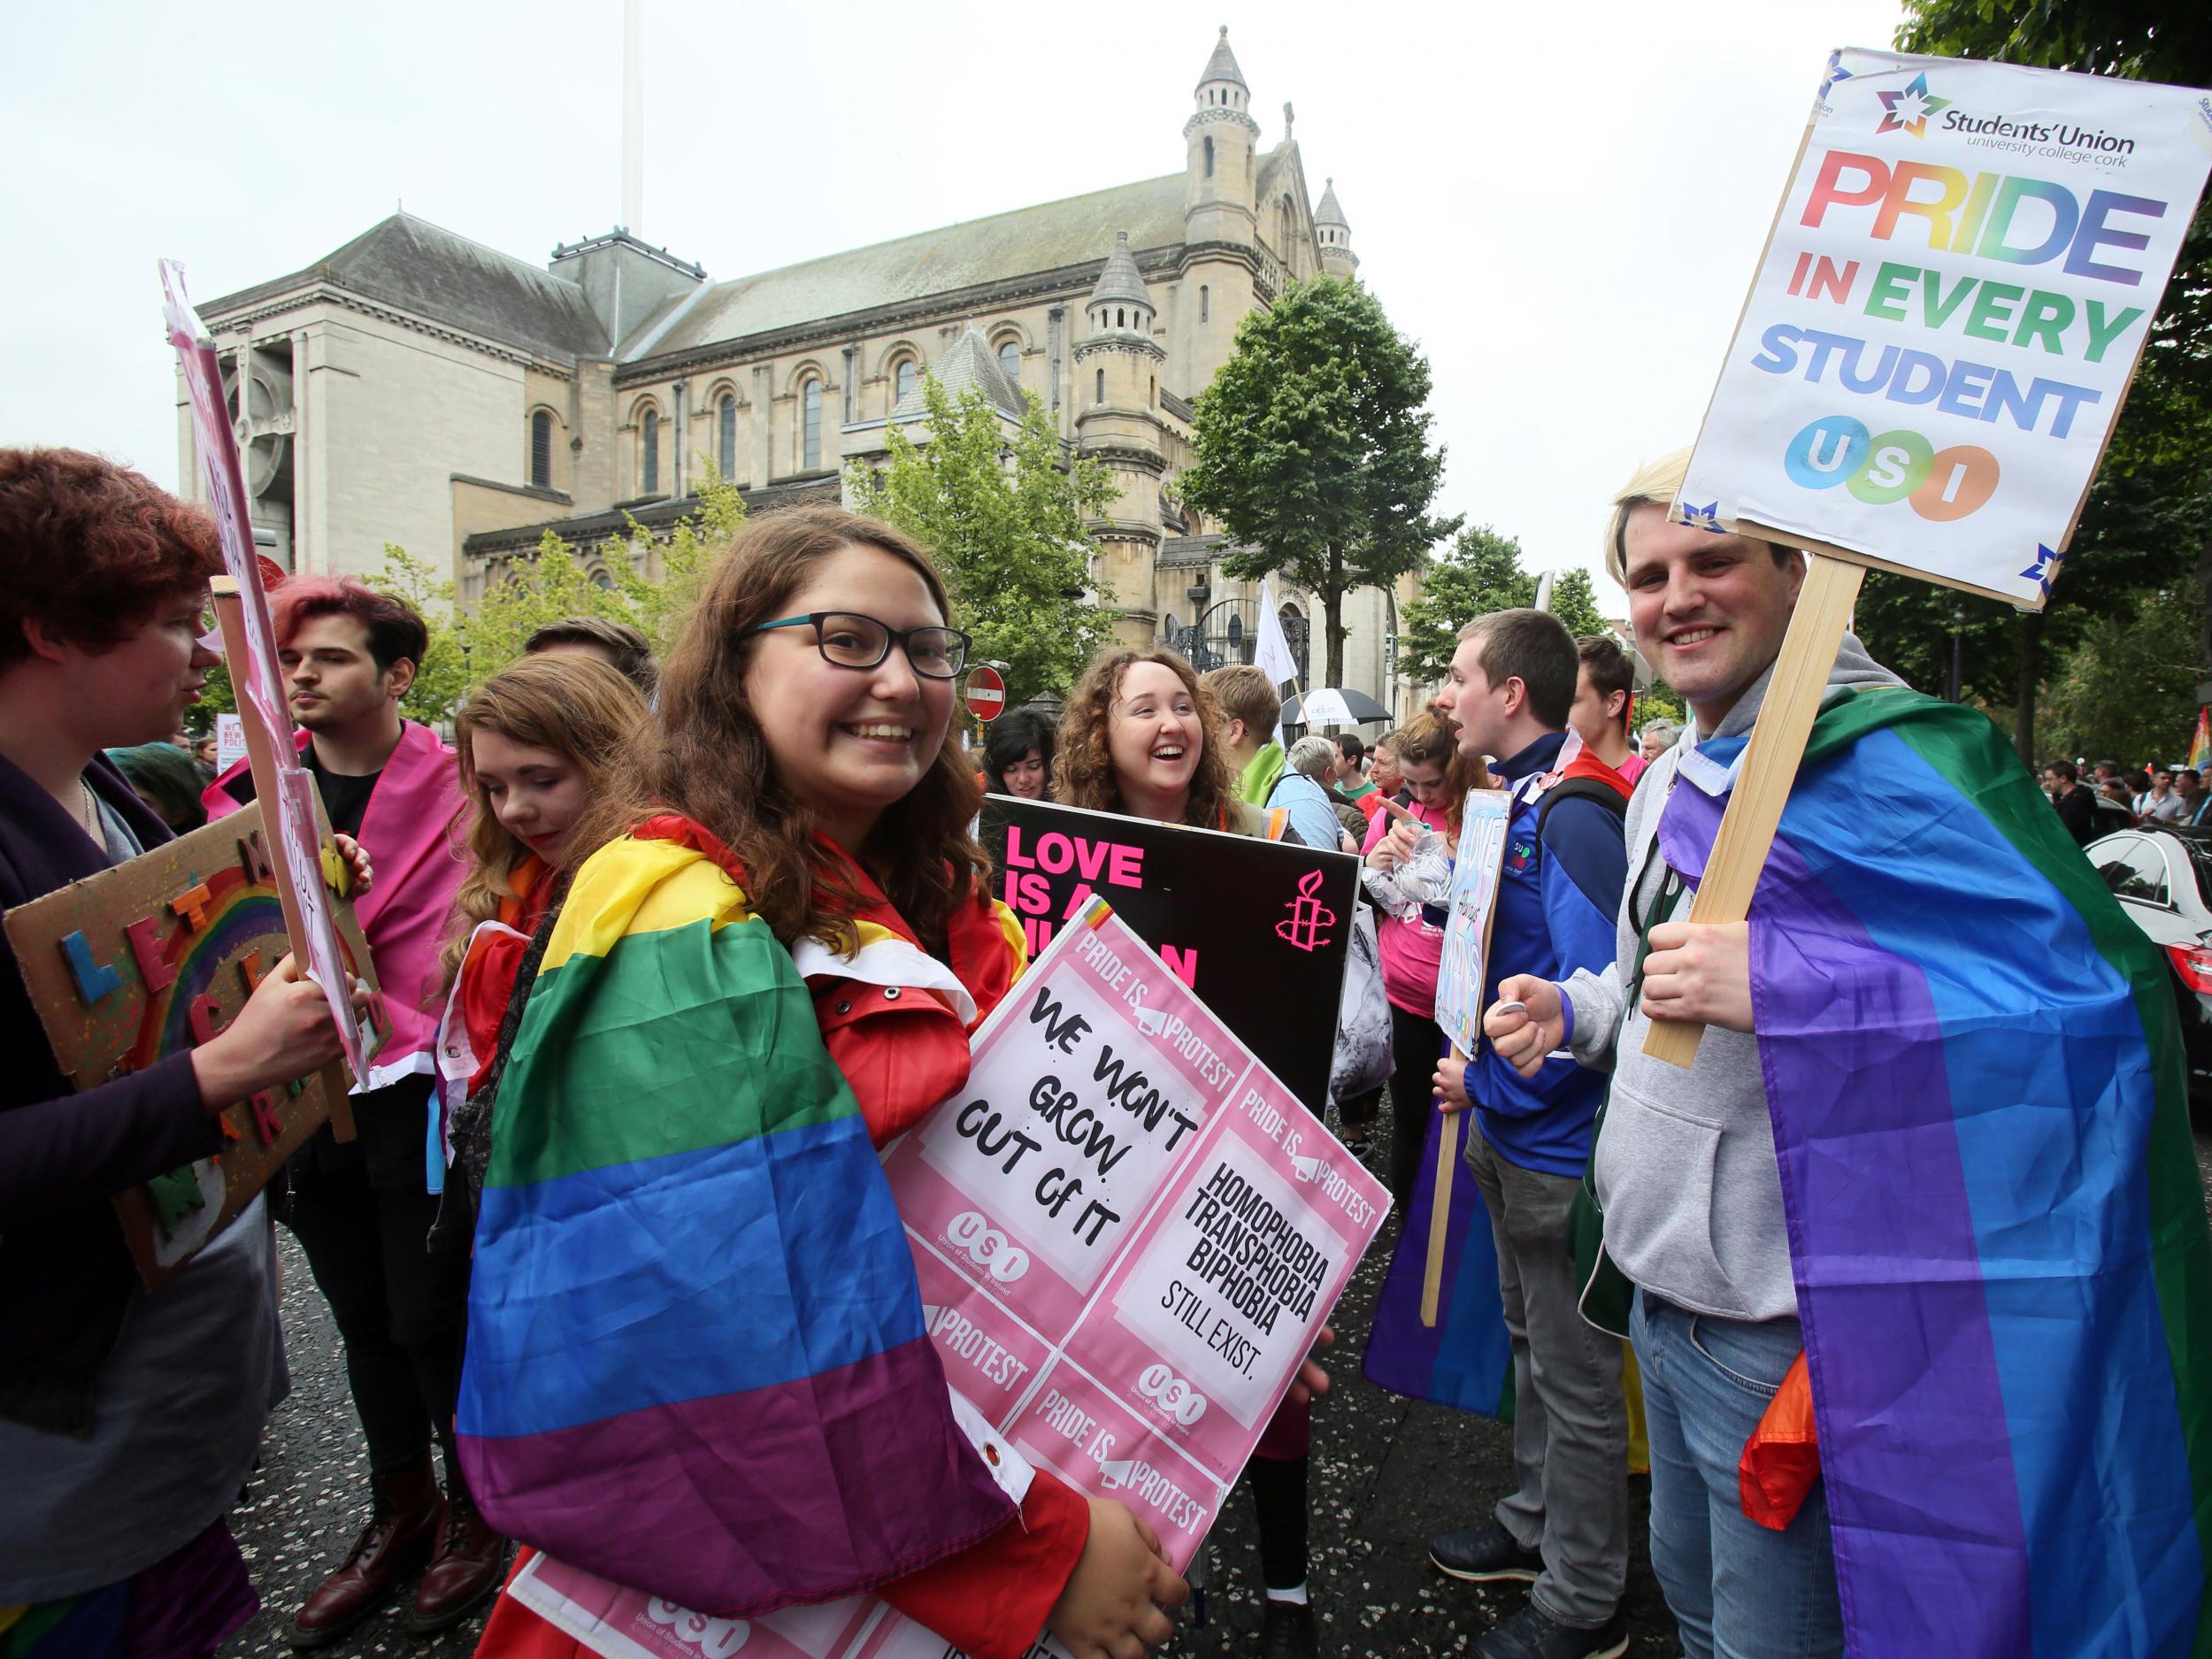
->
[[1197, 26, 1247, 92], [891, 325, 1023, 421], [1088, 232, 1150, 313], [1315, 177, 1348, 230]]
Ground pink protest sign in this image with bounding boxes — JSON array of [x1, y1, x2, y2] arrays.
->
[[505, 1554, 879, 1659], [507, 902, 1387, 1659], [162, 260, 366, 1078]]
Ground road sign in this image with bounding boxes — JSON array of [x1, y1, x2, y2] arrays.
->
[[965, 664, 1006, 722]]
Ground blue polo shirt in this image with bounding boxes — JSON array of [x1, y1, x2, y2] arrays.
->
[[1470, 733, 1627, 1178]]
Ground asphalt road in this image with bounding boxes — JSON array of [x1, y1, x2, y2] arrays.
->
[[223, 1116, 2212, 1659]]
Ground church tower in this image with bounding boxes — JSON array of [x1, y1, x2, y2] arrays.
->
[[1076, 233, 1170, 644], [1316, 178, 1358, 280], [1181, 27, 1260, 393]]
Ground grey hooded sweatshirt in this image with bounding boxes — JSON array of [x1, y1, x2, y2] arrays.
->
[[1560, 634, 1903, 1323]]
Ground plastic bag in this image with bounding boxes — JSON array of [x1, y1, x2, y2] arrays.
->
[[1328, 903, 1394, 1110]]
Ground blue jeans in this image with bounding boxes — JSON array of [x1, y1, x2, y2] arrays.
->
[[1630, 1292, 1841, 1659]]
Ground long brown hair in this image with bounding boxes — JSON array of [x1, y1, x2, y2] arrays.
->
[[1052, 646, 1238, 830], [443, 654, 649, 980], [573, 504, 987, 952], [1396, 704, 1495, 840]]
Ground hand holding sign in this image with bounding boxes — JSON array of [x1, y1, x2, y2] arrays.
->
[[1048, 1498, 1188, 1659], [189, 951, 361, 1109]]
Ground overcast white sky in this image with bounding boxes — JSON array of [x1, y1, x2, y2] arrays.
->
[[1, 0, 1903, 606]]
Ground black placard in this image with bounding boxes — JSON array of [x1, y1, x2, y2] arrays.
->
[[982, 796, 1358, 1109]]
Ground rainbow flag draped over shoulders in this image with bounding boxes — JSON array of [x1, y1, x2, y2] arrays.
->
[[456, 832, 1013, 1616], [2190, 706, 2209, 772], [1661, 685, 2212, 1659]]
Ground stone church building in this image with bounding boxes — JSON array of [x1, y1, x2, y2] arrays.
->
[[182, 27, 1418, 714]]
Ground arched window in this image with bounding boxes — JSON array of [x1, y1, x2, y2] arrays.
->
[[1203, 136, 1214, 178], [529, 410, 553, 488], [1116, 308, 1125, 329], [895, 358, 918, 403], [1149, 375, 1156, 407], [1094, 368, 1105, 405], [998, 341, 1020, 387], [641, 407, 660, 495], [718, 396, 737, 479], [1200, 285, 1210, 323], [801, 379, 822, 471]]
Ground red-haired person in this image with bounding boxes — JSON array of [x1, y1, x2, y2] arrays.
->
[[0, 450, 365, 1652], [203, 580, 488, 1640]]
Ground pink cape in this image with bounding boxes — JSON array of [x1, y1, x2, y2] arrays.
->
[[204, 722, 465, 1087]]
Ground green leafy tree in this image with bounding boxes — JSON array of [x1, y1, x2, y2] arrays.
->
[[848, 377, 1115, 704], [2039, 582, 2206, 768], [1862, 0, 2212, 759], [1397, 526, 1536, 682], [1181, 278, 1463, 687], [615, 464, 745, 650], [455, 466, 750, 694], [1636, 681, 1688, 730], [368, 544, 467, 724], [1545, 568, 1611, 641]]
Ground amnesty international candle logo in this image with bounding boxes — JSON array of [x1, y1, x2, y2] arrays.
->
[[1875, 72, 1950, 138], [1274, 869, 1337, 953]]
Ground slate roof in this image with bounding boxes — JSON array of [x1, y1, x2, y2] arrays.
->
[[201, 213, 610, 363], [1315, 178, 1348, 229], [1198, 27, 1248, 90], [1088, 231, 1152, 311], [890, 326, 1025, 420], [462, 474, 841, 561], [647, 173, 1186, 357]]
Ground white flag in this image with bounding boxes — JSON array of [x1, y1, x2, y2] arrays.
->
[[1254, 581, 1302, 746]]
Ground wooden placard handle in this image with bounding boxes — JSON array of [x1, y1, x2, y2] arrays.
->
[[1640, 555, 1863, 1069], [210, 578, 356, 1140], [1420, 1097, 1461, 1327]]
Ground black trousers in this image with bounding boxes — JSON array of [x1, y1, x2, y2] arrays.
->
[[1248, 1453, 1310, 1590], [283, 1075, 472, 1489], [1387, 1006, 1446, 1211]]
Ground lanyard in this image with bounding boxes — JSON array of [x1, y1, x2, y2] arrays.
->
[[1620, 799, 1688, 1021]]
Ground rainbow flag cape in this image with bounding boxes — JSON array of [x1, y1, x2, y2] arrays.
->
[[1662, 685, 2212, 1659], [455, 833, 1013, 1616], [1363, 1102, 1512, 1416], [2190, 706, 2209, 772]]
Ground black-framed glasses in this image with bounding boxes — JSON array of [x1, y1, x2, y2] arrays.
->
[[753, 611, 971, 680]]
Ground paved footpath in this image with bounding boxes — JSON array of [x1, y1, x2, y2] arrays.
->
[[223, 1113, 1679, 1658]]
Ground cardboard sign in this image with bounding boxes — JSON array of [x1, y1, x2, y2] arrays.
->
[[511, 904, 1390, 1659], [4, 802, 386, 1286], [1678, 49, 2212, 607], [166, 263, 366, 1077], [979, 797, 1360, 1110], [1431, 787, 1513, 1056]]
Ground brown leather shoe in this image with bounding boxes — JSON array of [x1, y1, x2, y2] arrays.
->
[[288, 1458, 443, 1647], [408, 1491, 510, 1632]]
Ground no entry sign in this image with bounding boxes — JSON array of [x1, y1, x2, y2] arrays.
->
[[965, 664, 1006, 721]]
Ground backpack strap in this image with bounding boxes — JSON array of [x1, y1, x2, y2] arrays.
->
[[1533, 775, 1631, 846]]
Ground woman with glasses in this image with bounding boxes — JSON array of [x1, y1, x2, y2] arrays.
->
[[1360, 707, 1487, 1210], [464, 506, 1186, 1659]]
